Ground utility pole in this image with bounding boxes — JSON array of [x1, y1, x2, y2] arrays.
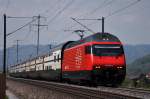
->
[[102, 17, 104, 34], [6, 48, 10, 73], [16, 40, 20, 63], [37, 15, 40, 56], [3, 14, 6, 98], [47, 44, 52, 53], [32, 15, 48, 56], [0, 14, 7, 99], [48, 44, 52, 49], [0, 14, 37, 99], [101, 17, 105, 38], [3, 14, 6, 74]]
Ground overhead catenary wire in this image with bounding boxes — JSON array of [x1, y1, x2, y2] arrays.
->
[[46, 0, 74, 24], [7, 18, 37, 37], [37, 0, 75, 41], [67, 0, 141, 32], [81, 0, 115, 18], [78, 0, 142, 31], [41, 0, 63, 17], [66, 0, 115, 30], [71, 17, 95, 33], [7, 16, 33, 19], [105, 0, 141, 18], [36, 0, 75, 36]]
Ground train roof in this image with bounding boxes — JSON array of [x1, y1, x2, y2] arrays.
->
[[9, 33, 120, 67], [85, 32, 120, 42], [65, 32, 121, 49]]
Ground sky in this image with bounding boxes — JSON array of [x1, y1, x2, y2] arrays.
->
[[0, 0, 150, 49]]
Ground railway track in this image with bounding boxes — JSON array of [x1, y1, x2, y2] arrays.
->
[[7, 77, 149, 99], [97, 86, 150, 99]]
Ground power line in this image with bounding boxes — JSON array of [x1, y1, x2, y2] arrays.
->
[[66, 0, 115, 30], [6, 18, 37, 36], [75, 0, 141, 31], [40, 0, 63, 16], [7, 16, 32, 19], [37, 0, 75, 40], [32, 0, 107, 35], [46, 0, 74, 24], [51, 0, 87, 26], [106, 0, 141, 18], [71, 17, 95, 33], [32, 15, 48, 56], [82, 0, 115, 17]]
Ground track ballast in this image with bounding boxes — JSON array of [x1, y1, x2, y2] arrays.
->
[[7, 77, 150, 99]]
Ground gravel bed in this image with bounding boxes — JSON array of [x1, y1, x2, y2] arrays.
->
[[7, 79, 84, 99], [97, 86, 150, 99]]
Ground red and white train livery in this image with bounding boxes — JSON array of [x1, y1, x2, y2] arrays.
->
[[9, 32, 126, 86]]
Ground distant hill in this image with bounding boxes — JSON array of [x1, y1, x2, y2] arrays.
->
[[124, 44, 150, 63], [0, 44, 150, 71], [127, 54, 150, 77]]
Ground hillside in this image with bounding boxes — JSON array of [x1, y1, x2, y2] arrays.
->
[[127, 54, 150, 76], [124, 44, 150, 63]]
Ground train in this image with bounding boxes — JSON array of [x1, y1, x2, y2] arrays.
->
[[9, 32, 126, 86]]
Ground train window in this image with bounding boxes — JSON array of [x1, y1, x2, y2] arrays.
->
[[48, 66, 52, 70], [93, 44, 123, 56], [49, 66, 51, 70], [57, 55, 59, 62], [54, 56, 56, 62]]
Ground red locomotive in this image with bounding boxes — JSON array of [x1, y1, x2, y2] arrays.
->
[[9, 32, 126, 86], [62, 32, 126, 86]]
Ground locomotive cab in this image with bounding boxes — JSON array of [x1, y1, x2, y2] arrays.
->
[[85, 43, 126, 86]]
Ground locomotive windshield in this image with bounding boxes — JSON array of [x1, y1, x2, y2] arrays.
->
[[85, 44, 124, 56]]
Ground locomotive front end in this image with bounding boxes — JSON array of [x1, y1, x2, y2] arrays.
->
[[87, 43, 126, 86]]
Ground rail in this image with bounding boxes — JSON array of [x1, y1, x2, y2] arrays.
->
[[7, 77, 147, 99]]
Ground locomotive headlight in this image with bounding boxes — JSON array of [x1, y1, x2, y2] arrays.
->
[[95, 65, 101, 69], [117, 66, 123, 69]]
